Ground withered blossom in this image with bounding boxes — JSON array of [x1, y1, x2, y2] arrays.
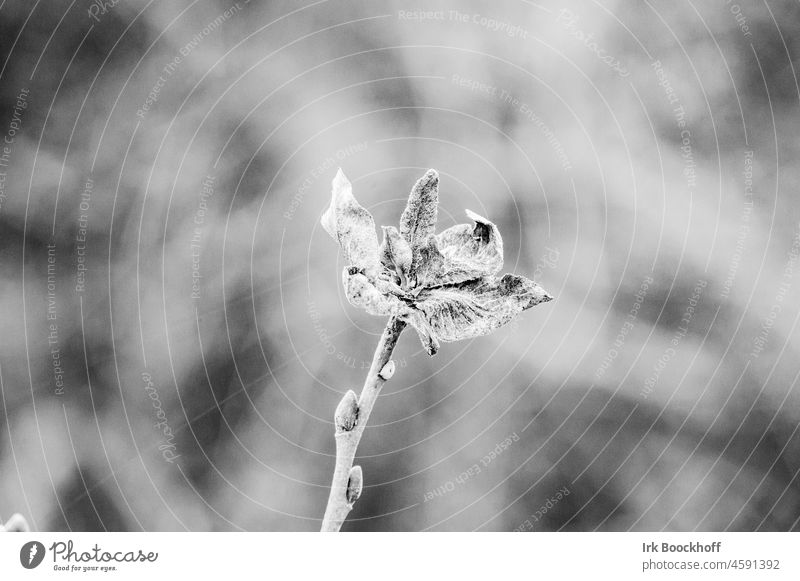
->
[[322, 168, 553, 355]]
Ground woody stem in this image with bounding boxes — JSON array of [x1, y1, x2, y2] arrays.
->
[[320, 316, 406, 532]]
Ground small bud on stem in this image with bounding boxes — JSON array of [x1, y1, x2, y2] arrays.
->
[[334, 390, 359, 432], [346, 466, 363, 505], [378, 360, 395, 380], [321, 318, 406, 531]]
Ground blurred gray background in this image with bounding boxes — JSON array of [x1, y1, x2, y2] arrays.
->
[[1, 0, 799, 531]]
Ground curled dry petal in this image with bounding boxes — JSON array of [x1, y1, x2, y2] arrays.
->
[[379, 226, 412, 286], [441, 209, 503, 274], [412, 274, 552, 343], [399, 169, 439, 283], [414, 210, 503, 289], [321, 169, 380, 276]]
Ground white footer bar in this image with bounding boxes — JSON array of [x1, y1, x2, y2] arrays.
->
[[1, 532, 796, 579]]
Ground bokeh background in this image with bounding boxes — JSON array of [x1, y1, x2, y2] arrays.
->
[[1, 0, 799, 532]]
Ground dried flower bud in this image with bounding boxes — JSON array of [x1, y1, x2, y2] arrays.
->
[[346, 465, 363, 504], [378, 360, 396, 380], [322, 170, 553, 356], [334, 390, 359, 432]]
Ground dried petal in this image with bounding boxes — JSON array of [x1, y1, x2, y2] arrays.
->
[[379, 226, 412, 286], [342, 267, 407, 317], [403, 312, 441, 356], [412, 274, 552, 343], [414, 210, 503, 288], [439, 210, 503, 274], [321, 169, 380, 275], [399, 169, 439, 281]]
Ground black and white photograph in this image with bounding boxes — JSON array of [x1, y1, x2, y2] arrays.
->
[[0, 0, 798, 576]]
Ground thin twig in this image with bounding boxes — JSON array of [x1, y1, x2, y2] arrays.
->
[[320, 316, 406, 532]]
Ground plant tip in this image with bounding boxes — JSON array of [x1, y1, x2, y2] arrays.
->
[[423, 168, 439, 184]]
